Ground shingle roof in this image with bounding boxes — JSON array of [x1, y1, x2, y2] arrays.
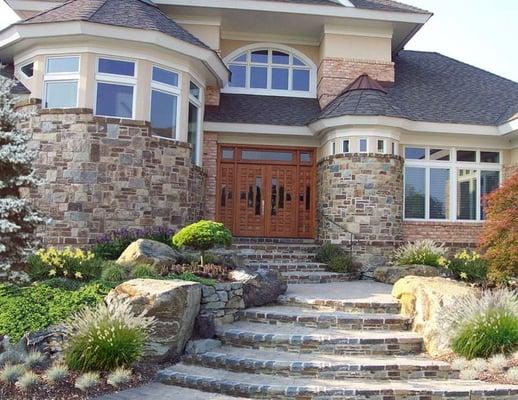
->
[[205, 51, 518, 127], [0, 65, 30, 95], [21, 0, 209, 49], [263, 0, 430, 13]]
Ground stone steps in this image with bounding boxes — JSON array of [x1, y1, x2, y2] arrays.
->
[[158, 364, 518, 399], [215, 321, 423, 355], [241, 253, 317, 263], [183, 346, 458, 381], [282, 271, 356, 284], [238, 305, 411, 330], [247, 262, 327, 272]]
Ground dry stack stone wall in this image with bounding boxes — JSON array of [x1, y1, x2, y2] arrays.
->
[[19, 103, 206, 246], [317, 153, 404, 267]]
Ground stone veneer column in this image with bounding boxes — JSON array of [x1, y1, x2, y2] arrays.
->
[[202, 132, 218, 220], [205, 86, 220, 106], [317, 153, 404, 268], [317, 58, 395, 108], [18, 102, 206, 246]]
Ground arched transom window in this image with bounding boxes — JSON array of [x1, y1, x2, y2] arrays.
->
[[223, 45, 316, 98]]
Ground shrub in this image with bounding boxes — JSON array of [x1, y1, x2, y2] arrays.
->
[[470, 358, 489, 372], [45, 364, 69, 384], [28, 247, 102, 281], [107, 367, 132, 387], [0, 281, 108, 342], [487, 354, 507, 373], [93, 227, 175, 260], [327, 255, 355, 274], [507, 367, 518, 383], [315, 243, 347, 264], [459, 368, 479, 380], [393, 239, 446, 267], [64, 299, 155, 371], [23, 351, 45, 368], [131, 264, 158, 279], [15, 371, 39, 391], [74, 372, 100, 391], [0, 363, 26, 383], [451, 357, 469, 371], [172, 221, 232, 266], [167, 272, 217, 286], [101, 262, 130, 284], [169, 263, 229, 282], [445, 250, 488, 282]]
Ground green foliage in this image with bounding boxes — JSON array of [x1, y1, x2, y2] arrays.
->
[[45, 364, 69, 384], [452, 310, 518, 359], [28, 247, 103, 281], [107, 367, 132, 387], [393, 239, 446, 267], [172, 221, 231, 265], [0, 363, 26, 383], [315, 243, 347, 264], [167, 272, 217, 286], [0, 281, 108, 342], [445, 250, 488, 282], [130, 264, 158, 279], [64, 300, 155, 372], [101, 262, 130, 284], [327, 255, 355, 274], [15, 371, 40, 391], [23, 351, 45, 368]]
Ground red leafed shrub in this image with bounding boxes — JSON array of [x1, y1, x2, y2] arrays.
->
[[479, 172, 518, 283]]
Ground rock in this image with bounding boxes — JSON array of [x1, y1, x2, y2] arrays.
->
[[193, 314, 216, 339], [106, 279, 201, 362], [229, 267, 287, 308], [373, 265, 442, 284], [23, 325, 66, 361], [185, 339, 221, 355], [392, 276, 479, 356], [116, 239, 180, 269]]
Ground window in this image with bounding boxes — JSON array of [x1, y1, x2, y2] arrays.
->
[[242, 150, 293, 162], [150, 66, 180, 139], [43, 56, 79, 108], [377, 140, 385, 153], [95, 58, 136, 118], [391, 142, 396, 156], [404, 146, 501, 221], [21, 62, 34, 78], [332, 142, 336, 155], [343, 140, 350, 153], [225, 46, 314, 97], [359, 139, 368, 153], [188, 81, 202, 165]]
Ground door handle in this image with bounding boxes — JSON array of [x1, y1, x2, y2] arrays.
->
[[261, 200, 265, 215]]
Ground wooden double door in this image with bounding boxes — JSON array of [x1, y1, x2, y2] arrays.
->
[[217, 146, 316, 238]]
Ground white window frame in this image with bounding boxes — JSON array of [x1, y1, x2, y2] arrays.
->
[[188, 80, 203, 165], [43, 55, 80, 109], [403, 146, 502, 222], [94, 56, 137, 119], [332, 141, 336, 155], [377, 139, 386, 154], [222, 43, 317, 98], [342, 139, 350, 154], [359, 138, 369, 153], [149, 65, 182, 141], [20, 61, 35, 79]]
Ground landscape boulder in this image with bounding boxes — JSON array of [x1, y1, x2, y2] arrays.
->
[[229, 267, 287, 308], [106, 279, 201, 362], [392, 276, 479, 356], [373, 265, 441, 284], [116, 239, 180, 269]]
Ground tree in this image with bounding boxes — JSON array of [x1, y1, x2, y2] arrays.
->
[[479, 172, 518, 283], [0, 69, 44, 282], [172, 220, 232, 266]]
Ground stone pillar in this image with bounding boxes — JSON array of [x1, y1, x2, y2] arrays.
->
[[317, 153, 404, 268], [202, 132, 218, 220], [205, 87, 220, 106]]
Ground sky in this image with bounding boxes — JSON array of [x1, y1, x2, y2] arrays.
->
[[0, 0, 516, 82]]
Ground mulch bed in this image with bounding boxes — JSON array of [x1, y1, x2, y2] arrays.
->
[[0, 362, 170, 400]]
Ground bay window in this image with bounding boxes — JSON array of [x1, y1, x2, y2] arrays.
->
[[188, 81, 202, 165], [404, 147, 501, 221], [44, 56, 80, 108], [150, 66, 180, 139], [95, 58, 135, 118]]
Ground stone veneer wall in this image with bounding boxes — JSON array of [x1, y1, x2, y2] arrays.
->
[[317, 58, 395, 108], [317, 153, 403, 267], [403, 221, 482, 252], [200, 282, 245, 325], [18, 101, 206, 246], [202, 132, 218, 220]]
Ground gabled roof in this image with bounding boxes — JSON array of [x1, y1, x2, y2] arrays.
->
[[21, 0, 209, 49], [264, 0, 430, 14]]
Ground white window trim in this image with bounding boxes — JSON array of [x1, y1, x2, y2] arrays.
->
[[94, 56, 137, 119], [43, 55, 80, 109], [222, 43, 317, 98], [149, 65, 182, 141], [332, 141, 336, 155], [403, 146, 502, 223], [19, 61, 34, 79], [188, 80, 203, 165], [359, 138, 369, 153], [342, 139, 350, 153], [377, 139, 386, 154]]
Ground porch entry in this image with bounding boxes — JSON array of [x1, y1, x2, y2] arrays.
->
[[216, 145, 316, 238]]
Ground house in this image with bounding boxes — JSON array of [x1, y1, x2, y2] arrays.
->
[[1, 0, 517, 265]]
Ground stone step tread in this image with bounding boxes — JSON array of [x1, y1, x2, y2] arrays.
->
[[216, 321, 422, 342], [282, 271, 350, 277], [159, 364, 518, 395], [241, 253, 317, 259], [187, 346, 451, 369], [233, 243, 320, 248], [247, 262, 327, 267], [240, 305, 409, 322]]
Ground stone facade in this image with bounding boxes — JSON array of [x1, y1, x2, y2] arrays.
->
[[199, 282, 245, 325], [403, 221, 482, 251], [204, 86, 220, 106], [18, 103, 206, 246], [317, 153, 404, 267], [317, 58, 395, 108], [202, 131, 218, 220]]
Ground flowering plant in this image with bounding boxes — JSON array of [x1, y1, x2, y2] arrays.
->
[[392, 239, 446, 267], [443, 249, 488, 282]]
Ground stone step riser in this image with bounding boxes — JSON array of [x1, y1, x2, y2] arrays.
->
[[233, 245, 319, 252], [283, 274, 356, 284], [159, 371, 515, 400], [232, 238, 317, 244], [242, 255, 318, 263], [247, 264, 327, 272], [277, 298, 401, 315], [237, 312, 411, 331], [183, 354, 459, 381]]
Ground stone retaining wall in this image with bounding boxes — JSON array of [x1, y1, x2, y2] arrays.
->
[[200, 282, 245, 325], [18, 102, 206, 246]]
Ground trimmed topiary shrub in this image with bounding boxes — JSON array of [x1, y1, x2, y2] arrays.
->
[[393, 239, 446, 267], [172, 220, 232, 266], [480, 173, 518, 284]]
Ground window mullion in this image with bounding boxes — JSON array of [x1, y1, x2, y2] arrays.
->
[[476, 169, 481, 221], [425, 167, 430, 219]]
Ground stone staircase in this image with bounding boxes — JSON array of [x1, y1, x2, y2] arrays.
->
[[158, 279, 518, 399]]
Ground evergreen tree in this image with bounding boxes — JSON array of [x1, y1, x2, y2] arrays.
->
[[0, 69, 44, 282]]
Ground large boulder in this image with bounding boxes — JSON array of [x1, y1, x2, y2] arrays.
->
[[373, 265, 442, 284], [116, 239, 180, 268], [228, 267, 287, 308], [392, 276, 479, 356], [106, 279, 201, 362]]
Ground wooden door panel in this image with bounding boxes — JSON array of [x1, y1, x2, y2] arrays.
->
[[266, 165, 297, 237], [235, 165, 265, 236], [217, 163, 235, 231], [298, 166, 315, 237]]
